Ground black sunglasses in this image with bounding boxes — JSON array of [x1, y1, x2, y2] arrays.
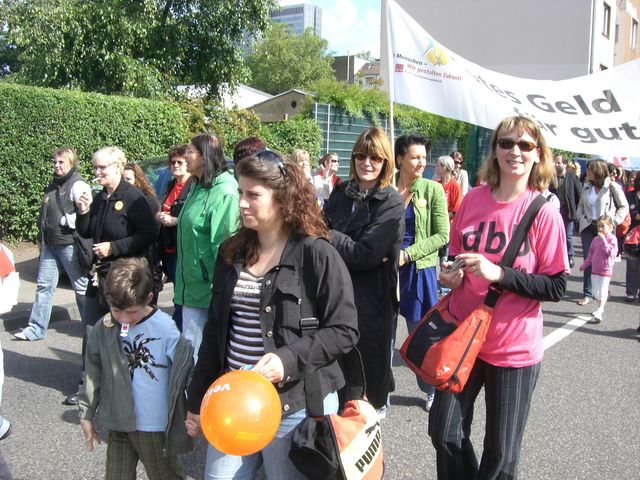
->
[[255, 149, 288, 178]]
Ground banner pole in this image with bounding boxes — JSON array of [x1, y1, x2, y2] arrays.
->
[[382, 0, 396, 183]]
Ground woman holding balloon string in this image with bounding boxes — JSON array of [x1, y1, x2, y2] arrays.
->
[[185, 150, 359, 479]]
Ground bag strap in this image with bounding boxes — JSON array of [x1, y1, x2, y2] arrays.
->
[[297, 236, 366, 418], [484, 194, 547, 308]]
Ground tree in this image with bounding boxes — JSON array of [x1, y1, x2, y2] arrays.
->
[[245, 23, 334, 95], [3, 0, 277, 98]]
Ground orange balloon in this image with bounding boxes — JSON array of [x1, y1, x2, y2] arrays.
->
[[200, 370, 282, 456]]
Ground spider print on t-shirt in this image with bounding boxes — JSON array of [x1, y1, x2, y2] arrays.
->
[[122, 333, 168, 381]]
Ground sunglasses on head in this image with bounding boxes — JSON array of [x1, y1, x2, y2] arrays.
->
[[255, 149, 288, 178], [497, 138, 538, 152]]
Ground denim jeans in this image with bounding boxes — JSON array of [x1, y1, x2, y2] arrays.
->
[[22, 244, 88, 340], [204, 392, 339, 479], [181, 307, 207, 363], [580, 224, 598, 299], [625, 255, 640, 297], [160, 251, 182, 330], [559, 207, 575, 260]]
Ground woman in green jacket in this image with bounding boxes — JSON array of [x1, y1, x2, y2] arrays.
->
[[175, 133, 239, 360], [395, 134, 449, 411]]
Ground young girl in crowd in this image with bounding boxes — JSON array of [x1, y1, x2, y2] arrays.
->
[[580, 215, 618, 323]]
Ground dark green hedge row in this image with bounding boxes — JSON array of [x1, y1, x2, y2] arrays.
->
[[0, 82, 188, 241]]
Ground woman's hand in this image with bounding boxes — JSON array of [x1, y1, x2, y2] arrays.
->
[[456, 253, 504, 283], [92, 242, 112, 260], [156, 211, 178, 227], [185, 412, 202, 437], [439, 260, 465, 289], [76, 191, 92, 215], [79, 418, 101, 452], [253, 353, 284, 383]]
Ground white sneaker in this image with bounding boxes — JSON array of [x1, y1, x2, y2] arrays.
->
[[376, 406, 387, 420], [13, 331, 28, 341], [0, 418, 11, 441], [426, 393, 435, 412], [592, 311, 603, 324]]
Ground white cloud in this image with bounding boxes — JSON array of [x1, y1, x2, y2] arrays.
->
[[277, 0, 382, 58]]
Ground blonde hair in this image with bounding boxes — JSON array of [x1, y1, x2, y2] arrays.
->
[[53, 147, 78, 168], [597, 214, 614, 230], [478, 116, 554, 192], [290, 149, 310, 165], [349, 127, 395, 189], [92, 146, 126, 173]]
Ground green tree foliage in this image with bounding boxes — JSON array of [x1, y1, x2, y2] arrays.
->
[[3, 0, 276, 98], [245, 23, 334, 95], [0, 82, 187, 241], [261, 115, 322, 161], [309, 78, 470, 144]]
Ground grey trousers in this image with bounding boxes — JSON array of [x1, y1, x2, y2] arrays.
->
[[428, 359, 541, 480]]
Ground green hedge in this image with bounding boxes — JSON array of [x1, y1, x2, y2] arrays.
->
[[0, 82, 188, 241]]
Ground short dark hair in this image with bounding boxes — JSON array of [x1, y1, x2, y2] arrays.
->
[[103, 258, 153, 310], [233, 137, 266, 166], [394, 134, 431, 168], [168, 144, 188, 164], [190, 133, 227, 188]]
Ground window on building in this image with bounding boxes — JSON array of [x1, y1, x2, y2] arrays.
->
[[632, 19, 639, 49], [615, 24, 619, 43], [602, 3, 611, 38]]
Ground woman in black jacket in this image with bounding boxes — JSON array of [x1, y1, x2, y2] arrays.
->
[[324, 127, 405, 414], [69, 147, 157, 405], [185, 151, 358, 479]]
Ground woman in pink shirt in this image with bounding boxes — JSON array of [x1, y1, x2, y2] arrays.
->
[[431, 116, 569, 480]]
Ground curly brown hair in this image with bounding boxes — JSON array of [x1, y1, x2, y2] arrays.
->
[[222, 151, 329, 266], [124, 163, 157, 199]]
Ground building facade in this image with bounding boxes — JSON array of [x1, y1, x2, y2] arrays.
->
[[270, 3, 322, 36], [614, 0, 640, 65], [387, 0, 622, 80]]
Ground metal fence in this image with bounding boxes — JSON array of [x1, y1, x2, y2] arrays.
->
[[311, 102, 468, 180]]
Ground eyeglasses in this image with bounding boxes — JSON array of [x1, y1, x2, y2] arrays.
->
[[255, 149, 288, 178], [331, 159, 339, 164], [353, 153, 384, 164], [170, 159, 186, 166], [497, 139, 538, 152], [93, 162, 115, 172], [454, 161, 462, 166]]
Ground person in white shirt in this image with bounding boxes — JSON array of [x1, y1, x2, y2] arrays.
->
[[14, 147, 91, 341], [312, 152, 343, 205]]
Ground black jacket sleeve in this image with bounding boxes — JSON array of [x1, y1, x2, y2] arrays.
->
[[499, 267, 567, 302], [328, 191, 405, 271]]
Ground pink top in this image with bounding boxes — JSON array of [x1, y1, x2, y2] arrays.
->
[[449, 186, 568, 368], [582, 232, 618, 277]]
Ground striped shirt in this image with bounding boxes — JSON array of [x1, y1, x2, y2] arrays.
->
[[226, 270, 265, 371]]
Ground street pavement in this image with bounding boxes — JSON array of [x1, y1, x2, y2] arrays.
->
[[0, 240, 639, 479]]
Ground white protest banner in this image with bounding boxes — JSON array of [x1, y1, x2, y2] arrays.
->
[[385, 0, 640, 157]]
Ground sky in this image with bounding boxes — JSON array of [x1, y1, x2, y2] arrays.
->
[[278, 0, 381, 58]]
